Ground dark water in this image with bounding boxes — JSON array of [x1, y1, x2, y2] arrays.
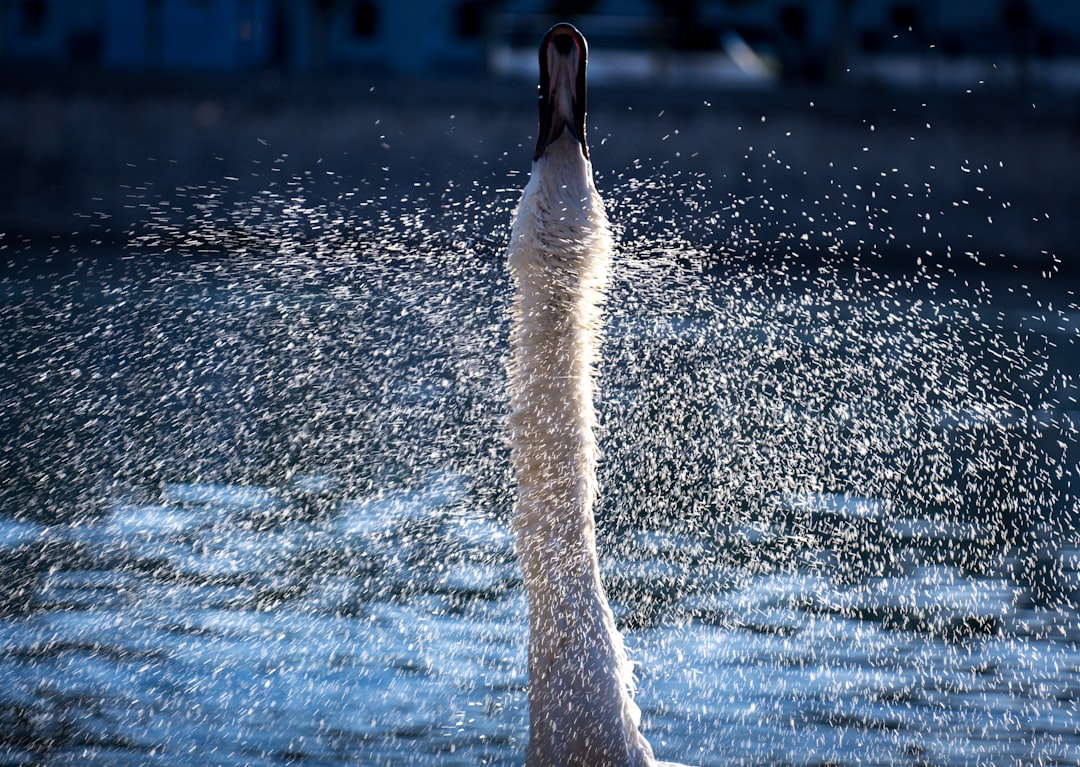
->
[[0, 244, 1077, 766]]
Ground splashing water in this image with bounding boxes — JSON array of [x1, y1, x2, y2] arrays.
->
[[0, 112, 1077, 766]]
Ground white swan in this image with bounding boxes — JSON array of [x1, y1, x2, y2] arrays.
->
[[506, 23, 691, 767]]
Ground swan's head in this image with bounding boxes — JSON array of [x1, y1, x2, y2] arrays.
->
[[535, 23, 589, 161]]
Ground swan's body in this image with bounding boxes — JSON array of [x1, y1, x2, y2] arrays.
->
[[506, 23, 690, 767]]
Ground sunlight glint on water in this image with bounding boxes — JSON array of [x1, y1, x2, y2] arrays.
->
[[0, 150, 1077, 766]]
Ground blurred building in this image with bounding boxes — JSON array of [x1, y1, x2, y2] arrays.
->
[[1, 0, 1078, 87], [0, 0, 490, 73]]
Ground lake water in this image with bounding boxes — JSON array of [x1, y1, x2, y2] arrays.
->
[[0, 237, 1077, 766]]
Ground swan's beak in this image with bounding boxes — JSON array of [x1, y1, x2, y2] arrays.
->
[[535, 23, 589, 161]]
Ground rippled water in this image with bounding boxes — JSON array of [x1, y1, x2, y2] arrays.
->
[[1, 224, 1077, 765]]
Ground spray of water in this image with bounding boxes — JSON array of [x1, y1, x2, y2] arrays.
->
[[0, 92, 1077, 765]]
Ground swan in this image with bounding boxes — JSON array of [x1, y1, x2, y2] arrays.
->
[[506, 22, 692, 767]]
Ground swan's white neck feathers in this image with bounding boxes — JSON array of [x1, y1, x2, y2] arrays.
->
[[507, 135, 662, 767]]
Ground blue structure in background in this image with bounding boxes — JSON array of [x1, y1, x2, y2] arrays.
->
[[0, 0, 490, 73], [1, 0, 1079, 83], [104, 0, 274, 71]]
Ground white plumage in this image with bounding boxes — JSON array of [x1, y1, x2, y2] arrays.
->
[[506, 23, 692, 767]]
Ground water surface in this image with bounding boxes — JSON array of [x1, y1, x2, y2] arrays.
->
[[1, 237, 1077, 766]]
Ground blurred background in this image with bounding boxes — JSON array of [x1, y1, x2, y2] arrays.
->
[[1, 5, 1079, 766], [2, 0, 1079, 84], [1, 0, 1078, 262]]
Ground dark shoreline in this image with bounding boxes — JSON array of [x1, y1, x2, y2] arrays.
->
[[2, 69, 1078, 266]]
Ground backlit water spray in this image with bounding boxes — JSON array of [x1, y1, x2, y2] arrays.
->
[[0, 89, 1077, 765]]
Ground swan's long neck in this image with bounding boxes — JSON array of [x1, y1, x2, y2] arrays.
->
[[507, 135, 656, 767]]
